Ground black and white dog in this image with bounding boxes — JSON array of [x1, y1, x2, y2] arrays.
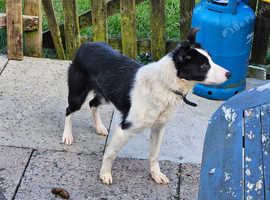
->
[[62, 28, 231, 185]]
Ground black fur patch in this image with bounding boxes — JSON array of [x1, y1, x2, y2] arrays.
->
[[67, 42, 142, 123], [170, 28, 211, 82], [120, 120, 132, 130], [172, 46, 210, 81]]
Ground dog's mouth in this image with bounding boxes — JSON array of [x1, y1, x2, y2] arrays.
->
[[203, 70, 232, 85]]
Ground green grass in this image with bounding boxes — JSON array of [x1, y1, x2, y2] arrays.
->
[[41, 0, 181, 40]]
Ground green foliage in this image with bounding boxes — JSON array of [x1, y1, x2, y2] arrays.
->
[[138, 52, 152, 64], [0, 30, 7, 54], [166, 0, 180, 40], [0, 0, 6, 53], [45, 0, 181, 40], [267, 52, 270, 64], [43, 48, 58, 59], [107, 0, 180, 40], [0, 0, 5, 12]]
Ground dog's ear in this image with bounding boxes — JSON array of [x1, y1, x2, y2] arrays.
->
[[187, 27, 200, 44], [172, 41, 191, 65]]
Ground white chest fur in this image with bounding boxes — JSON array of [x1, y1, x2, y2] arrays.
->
[[127, 55, 196, 128]]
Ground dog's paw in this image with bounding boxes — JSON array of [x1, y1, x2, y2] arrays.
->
[[96, 125, 108, 136], [62, 133, 73, 145], [100, 172, 113, 185], [151, 171, 170, 184]]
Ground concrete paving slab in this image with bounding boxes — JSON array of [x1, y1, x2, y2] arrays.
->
[[108, 78, 269, 164], [180, 164, 201, 200], [246, 78, 269, 88], [109, 94, 224, 164], [0, 146, 33, 200], [15, 150, 179, 200], [0, 57, 113, 154]]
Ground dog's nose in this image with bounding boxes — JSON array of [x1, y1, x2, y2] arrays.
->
[[225, 72, 232, 79]]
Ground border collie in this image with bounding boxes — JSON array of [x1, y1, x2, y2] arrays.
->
[[62, 28, 231, 185]]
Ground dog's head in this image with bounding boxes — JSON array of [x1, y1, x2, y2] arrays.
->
[[171, 28, 231, 85]]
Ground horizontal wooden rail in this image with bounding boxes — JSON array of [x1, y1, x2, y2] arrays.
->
[[0, 13, 39, 31]]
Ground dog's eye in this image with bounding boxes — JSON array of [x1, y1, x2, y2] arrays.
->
[[200, 63, 210, 71]]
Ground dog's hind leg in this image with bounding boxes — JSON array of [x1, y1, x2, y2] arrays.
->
[[62, 65, 90, 145], [62, 89, 89, 145], [149, 123, 169, 184], [89, 95, 108, 136]]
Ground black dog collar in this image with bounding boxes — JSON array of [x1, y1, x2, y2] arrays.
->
[[170, 90, 197, 107]]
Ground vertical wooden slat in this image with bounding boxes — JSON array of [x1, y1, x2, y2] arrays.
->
[[150, 0, 165, 61], [244, 107, 264, 200], [42, 0, 65, 60], [120, 0, 137, 60], [91, 0, 107, 42], [6, 0, 23, 60], [62, 0, 81, 60], [261, 104, 270, 200], [24, 0, 43, 57], [180, 0, 195, 40], [250, 1, 270, 64]]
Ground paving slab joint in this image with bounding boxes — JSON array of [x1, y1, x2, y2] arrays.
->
[[11, 149, 35, 200], [103, 110, 115, 155], [0, 59, 8, 76]]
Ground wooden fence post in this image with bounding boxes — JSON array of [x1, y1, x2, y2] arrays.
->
[[24, 0, 43, 57], [150, 0, 166, 61], [250, 1, 270, 64], [62, 0, 81, 60], [6, 0, 23, 60], [91, 0, 107, 42], [42, 0, 65, 59], [180, 0, 195, 40], [120, 0, 137, 60]]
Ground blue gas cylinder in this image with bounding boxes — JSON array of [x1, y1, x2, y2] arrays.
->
[[191, 0, 255, 100]]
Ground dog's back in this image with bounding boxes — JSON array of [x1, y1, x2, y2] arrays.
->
[[68, 42, 142, 120], [72, 42, 141, 74]]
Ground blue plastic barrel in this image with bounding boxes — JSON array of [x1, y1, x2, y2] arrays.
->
[[191, 0, 255, 100]]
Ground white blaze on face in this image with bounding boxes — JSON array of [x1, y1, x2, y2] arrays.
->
[[195, 48, 230, 85]]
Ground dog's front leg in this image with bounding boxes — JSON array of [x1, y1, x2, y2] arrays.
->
[[62, 114, 74, 145], [100, 124, 137, 185], [150, 124, 169, 184]]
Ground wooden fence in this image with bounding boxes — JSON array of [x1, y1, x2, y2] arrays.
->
[[0, 0, 42, 60], [0, 0, 269, 64]]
